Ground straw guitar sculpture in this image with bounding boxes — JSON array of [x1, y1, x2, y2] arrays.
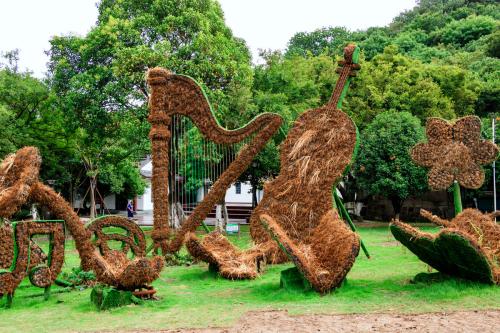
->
[[187, 44, 367, 293]]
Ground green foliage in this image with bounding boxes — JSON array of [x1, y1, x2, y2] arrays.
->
[[344, 46, 480, 126], [59, 267, 96, 288], [0, 54, 76, 191], [164, 252, 194, 266], [47, 0, 255, 199], [286, 27, 352, 57], [432, 15, 497, 47], [354, 112, 428, 214], [90, 285, 140, 310]]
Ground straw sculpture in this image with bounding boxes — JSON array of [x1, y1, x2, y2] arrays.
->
[[391, 209, 499, 284], [411, 116, 498, 190], [0, 223, 48, 271], [0, 147, 41, 218], [391, 115, 500, 284], [260, 211, 359, 293], [187, 45, 362, 291], [0, 225, 14, 268], [0, 221, 65, 299], [30, 182, 164, 290], [87, 215, 147, 257], [185, 232, 268, 279], [147, 69, 282, 254], [250, 44, 361, 266], [0, 147, 164, 293]]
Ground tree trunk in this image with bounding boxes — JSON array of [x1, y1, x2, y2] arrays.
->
[[251, 178, 257, 209], [222, 201, 229, 230], [31, 204, 38, 220], [89, 177, 97, 219], [390, 196, 403, 220], [176, 202, 186, 227], [215, 204, 223, 232]]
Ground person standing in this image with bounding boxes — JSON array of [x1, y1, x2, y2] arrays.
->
[[127, 200, 134, 218]]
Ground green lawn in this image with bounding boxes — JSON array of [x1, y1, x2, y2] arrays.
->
[[1, 225, 499, 333]]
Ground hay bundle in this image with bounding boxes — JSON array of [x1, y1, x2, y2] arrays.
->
[[186, 232, 267, 279], [260, 210, 359, 294], [411, 116, 499, 190], [390, 209, 500, 284]]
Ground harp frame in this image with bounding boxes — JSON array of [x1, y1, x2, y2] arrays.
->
[[147, 68, 282, 254]]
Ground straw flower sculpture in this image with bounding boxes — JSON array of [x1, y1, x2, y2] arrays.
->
[[411, 116, 498, 190]]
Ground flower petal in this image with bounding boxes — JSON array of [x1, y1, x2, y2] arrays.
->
[[410, 143, 439, 167], [428, 166, 455, 191], [471, 140, 499, 166], [453, 116, 481, 147], [457, 162, 485, 189], [426, 118, 452, 145]]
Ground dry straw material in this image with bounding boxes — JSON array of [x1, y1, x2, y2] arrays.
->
[[0, 147, 163, 292], [188, 44, 362, 289], [0, 221, 65, 296], [260, 211, 359, 294], [0, 147, 41, 218], [185, 232, 268, 279], [249, 44, 360, 266], [30, 182, 164, 290], [411, 116, 499, 190], [391, 208, 500, 284], [147, 69, 282, 254]]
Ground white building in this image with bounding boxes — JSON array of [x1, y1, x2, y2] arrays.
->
[[135, 160, 261, 212]]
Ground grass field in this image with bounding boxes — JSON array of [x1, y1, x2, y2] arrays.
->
[[1, 225, 499, 333]]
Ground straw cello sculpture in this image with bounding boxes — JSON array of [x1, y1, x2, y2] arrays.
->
[[187, 44, 363, 293]]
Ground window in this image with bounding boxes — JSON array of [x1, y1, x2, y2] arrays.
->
[[235, 182, 241, 194]]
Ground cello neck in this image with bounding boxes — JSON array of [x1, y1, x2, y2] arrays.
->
[[328, 44, 361, 109]]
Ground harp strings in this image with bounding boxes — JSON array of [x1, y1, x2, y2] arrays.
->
[[168, 115, 253, 228]]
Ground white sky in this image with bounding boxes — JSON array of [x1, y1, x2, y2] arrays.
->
[[0, 0, 417, 77]]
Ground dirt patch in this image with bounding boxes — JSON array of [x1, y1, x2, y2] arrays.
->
[[119, 309, 500, 333]]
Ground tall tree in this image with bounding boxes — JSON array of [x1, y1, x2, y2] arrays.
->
[[47, 0, 254, 216], [354, 111, 428, 219], [0, 51, 76, 191]]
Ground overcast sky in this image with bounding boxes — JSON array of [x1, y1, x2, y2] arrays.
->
[[0, 0, 417, 77]]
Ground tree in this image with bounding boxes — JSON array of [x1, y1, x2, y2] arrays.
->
[[0, 53, 76, 192], [343, 46, 480, 127], [286, 27, 352, 58], [47, 0, 254, 216], [354, 111, 428, 219], [431, 15, 497, 47]]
